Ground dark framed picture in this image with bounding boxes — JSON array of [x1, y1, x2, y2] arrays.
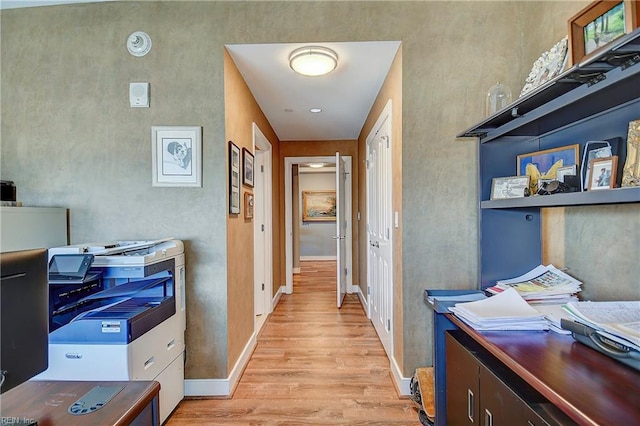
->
[[490, 176, 530, 200], [242, 148, 254, 188], [567, 0, 639, 65], [229, 141, 240, 214], [517, 144, 579, 196], [587, 156, 618, 190]]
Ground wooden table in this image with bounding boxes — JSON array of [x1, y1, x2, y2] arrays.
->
[[0, 380, 160, 426], [449, 314, 640, 425]]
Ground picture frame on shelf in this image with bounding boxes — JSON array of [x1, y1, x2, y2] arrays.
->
[[490, 176, 530, 200], [517, 144, 579, 196], [580, 140, 615, 190], [567, 0, 639, 66], [229, 141, 241, 214], [302, 190, 336, 222], [242, 148, 254, 188], [556, 165, 577, 183], [587, 156, 618, 190], [622, 119, 640, 187], [244, 192, 254, 220], [151, 126, 202, 187]]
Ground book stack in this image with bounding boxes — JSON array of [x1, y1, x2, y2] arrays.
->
[[450, 288, 549, 331], [486, 265, 582, 305]]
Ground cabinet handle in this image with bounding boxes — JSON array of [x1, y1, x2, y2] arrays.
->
[[484, 408, 493, 426], [144, 356, 155, 370], [467, 389, 474, 422]]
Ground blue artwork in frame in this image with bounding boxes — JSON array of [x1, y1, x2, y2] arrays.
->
[[517, 144, 579, 194]]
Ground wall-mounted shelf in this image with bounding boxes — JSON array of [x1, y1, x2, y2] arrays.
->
[[481, 186, 640, 209]]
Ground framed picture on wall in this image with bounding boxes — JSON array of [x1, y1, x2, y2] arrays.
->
[[229, 141, 241, 214], [302, 190, 336, 222], [243, 148, 254, 188], [151, 126, 202, 187]]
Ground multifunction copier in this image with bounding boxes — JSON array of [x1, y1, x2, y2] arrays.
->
[[34, 238, 185, 423]]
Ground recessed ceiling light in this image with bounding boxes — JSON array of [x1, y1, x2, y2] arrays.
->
[[309, 108, 322, 113], [289, 46, 338, 77]]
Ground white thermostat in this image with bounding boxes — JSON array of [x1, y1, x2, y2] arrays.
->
[[129, 82, 149, 107]]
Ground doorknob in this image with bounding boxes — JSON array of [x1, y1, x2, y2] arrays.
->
[[370, 241, 379, 248]]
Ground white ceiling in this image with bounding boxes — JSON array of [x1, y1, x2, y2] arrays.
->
[[2, 1, 400, 142], [226, 41, 400, 141]]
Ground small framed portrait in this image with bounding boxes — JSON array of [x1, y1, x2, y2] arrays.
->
[[244, 192, 254, 220], [490, 176, 530, 200], [587, 156, 618, 190], [229, 141, 241, 214], [151, 126, 202, 187], [242, 148, 254, 188]]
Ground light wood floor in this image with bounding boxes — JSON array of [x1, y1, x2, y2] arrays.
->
[[166, 260, 421, 425]]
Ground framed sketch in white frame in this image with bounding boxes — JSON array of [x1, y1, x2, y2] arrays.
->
[[152, 126, 202, 187], [490, 176, 530, 200]]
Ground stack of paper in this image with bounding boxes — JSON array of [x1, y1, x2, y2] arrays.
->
[[450, 288, 549, 331], [562, 301, 640, 351], [486, 265, 582, 304]]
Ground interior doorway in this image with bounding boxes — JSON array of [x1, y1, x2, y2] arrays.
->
[[284, 156, 353, 295], [253, 123, 273, 333]]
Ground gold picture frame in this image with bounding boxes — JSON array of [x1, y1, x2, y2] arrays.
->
[[302, 191, 336, 222], [622, 119, 640, 187], [517, 144, 580, 196], [567, 0, 639, 66]]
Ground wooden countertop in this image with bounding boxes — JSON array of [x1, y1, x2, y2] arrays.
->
[[0, 380, 160, 426], [448, 314, 640, 425]]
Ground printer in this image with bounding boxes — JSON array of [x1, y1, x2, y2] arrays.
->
[[35, 238, 185, 424]]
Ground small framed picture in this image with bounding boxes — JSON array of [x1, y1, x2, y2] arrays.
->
[[490, 176, 530, 200], [244, 192, 254, 220], [556, 165, 577, 183], [587, 156, 618, 190], [151, 126, 202, 187], [242, 148, 254, 188], [229, 141, 241, 214]]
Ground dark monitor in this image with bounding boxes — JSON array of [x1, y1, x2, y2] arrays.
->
[[0, 248, 49, 394]]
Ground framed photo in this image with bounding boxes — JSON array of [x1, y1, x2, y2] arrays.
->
[[556, 165, 577, 183], [587, 156, 618, 190], [622, 119, 640, 187], [517, 144, 579, 195], [244, 192, 254, 220], [151, 126, 202, 187], [490, 176, 530, 200], [242, 148, 254, 188], [229, 141, 241, 214], [568, 0, 639, 65], [580, 140, 613, 190], [302, 190, 336, 222]]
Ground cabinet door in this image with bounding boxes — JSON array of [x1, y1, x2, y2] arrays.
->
[[480, 364, 539, 425], [446, 333, 480, 425]]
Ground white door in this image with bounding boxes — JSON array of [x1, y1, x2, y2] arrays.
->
[[335, 152, 347, 308], [367, 101, 393, 357]]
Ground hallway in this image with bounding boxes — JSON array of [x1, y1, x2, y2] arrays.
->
[[167, 260, 420, 425]]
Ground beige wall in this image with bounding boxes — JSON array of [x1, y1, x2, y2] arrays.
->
[[224, 49, 282, 373], [2, 1, 637, 383]]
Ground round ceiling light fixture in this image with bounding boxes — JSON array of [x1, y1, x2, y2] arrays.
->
[[127, 31, 152, 57], [289, 46, 338, 77]]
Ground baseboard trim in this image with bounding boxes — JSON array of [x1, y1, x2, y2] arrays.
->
[[353, 284, 368, 316], [390, 356, 411, 396], [299, 256, 337, 261], [184, 329, 257, 397], [292, 267, 301, 274]]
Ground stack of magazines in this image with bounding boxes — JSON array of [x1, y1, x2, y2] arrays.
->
[[450, 288, 549, 331], [486, 265, 582, 304]]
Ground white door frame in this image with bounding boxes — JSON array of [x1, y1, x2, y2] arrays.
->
[[253, 123, 273, 318], [284, 156, 353, 294]]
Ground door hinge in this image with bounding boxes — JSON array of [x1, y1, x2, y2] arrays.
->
[[261, 283, 265, 291], [386, 228, 390, 239], [365, 159, 370, 169], [261, 165, 264, 173], [344, 267, 348, 276], [261, 224, 264, 232], [387, 319, 391, 331], [367, 286, 371, 294]]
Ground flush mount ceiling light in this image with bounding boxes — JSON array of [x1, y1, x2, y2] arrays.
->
[[127, 31, 152, 57], [289, 46, 338, 76], [309, 108, 322, 113], [308, 163, 325, 168]]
